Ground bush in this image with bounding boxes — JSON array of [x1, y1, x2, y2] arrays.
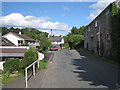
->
[[3, 58, 21, 74], [22, 47, 38, 68]]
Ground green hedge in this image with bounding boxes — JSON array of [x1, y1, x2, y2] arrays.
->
[[3, 58, 21, 74]]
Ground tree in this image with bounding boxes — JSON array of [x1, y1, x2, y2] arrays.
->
[[65, 34, 84, 49], [71, 27, 79, 34], [38, 38, 52, 52], [71, 26, 86, 35]]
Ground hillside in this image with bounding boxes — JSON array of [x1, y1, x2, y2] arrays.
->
[[2, 27, 49, 40]]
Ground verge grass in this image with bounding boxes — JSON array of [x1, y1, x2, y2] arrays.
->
[[39, 60, 48, 69]]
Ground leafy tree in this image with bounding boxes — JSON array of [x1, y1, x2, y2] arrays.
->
[[38, 38, 52, 52], [65, 34, 84, 49], [110, 3, 118, 16], [71, 26, 86, 35], [71, 27, 79, 34], [64, 25, 86, 49]]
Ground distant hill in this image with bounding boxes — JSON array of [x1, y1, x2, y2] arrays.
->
[[2, 27, 49, 40]]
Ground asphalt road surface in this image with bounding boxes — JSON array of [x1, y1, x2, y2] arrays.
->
[[38, 49, 119, 89], [2, 49, 119, 89]]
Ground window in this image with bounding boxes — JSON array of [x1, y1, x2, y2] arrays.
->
[[18, 40, 20, 44], [95, 20, 97, 27], [106, 10, 110, 15], [88, 26, 90, 31], [18, 40, 23, 45], [107, 33, 111, 40]]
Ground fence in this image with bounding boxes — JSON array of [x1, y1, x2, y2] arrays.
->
[[25, 52, 44, 88], [25, 59, 40, 88]]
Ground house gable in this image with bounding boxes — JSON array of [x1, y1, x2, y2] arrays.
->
[[3, 32, 23, 45]]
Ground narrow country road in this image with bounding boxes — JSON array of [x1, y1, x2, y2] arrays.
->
[[32, 49, 119, 89]]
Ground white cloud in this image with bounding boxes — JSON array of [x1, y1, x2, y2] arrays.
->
[[0, 13, 70, 31], [87, 0, 116, 20]]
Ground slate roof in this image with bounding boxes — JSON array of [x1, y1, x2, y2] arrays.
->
[[2, 37, 15, 46], [4, 32, 35, 41], [47, 36, 62, 42], [0, 48, 27, 57]]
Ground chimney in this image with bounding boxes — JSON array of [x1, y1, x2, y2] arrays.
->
[[19, 32, 21, 35]]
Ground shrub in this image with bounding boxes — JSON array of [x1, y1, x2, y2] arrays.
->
[[3, 58, 21, 74], [22, 47, 38, 68]]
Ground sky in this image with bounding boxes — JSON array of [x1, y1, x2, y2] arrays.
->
[[1, 0, 115, 36]]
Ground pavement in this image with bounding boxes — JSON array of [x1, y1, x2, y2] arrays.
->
[[2, 49, 120, 89]]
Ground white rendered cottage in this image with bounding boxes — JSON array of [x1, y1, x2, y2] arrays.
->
[[2, 32, 40, 48], [47, 35, 64, 46]]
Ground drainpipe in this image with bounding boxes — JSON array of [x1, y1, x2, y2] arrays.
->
[[99, 25, 101, 55]]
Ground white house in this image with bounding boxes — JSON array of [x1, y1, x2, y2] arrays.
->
[[2, 32, 40, 48], [47, 35, 64, 46]]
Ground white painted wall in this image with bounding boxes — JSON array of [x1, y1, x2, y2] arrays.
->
[[3, 33, 24, 45], [0, 61, 5, 70], [0, 46, 29, 49], [38, 52, 44, 60], [52, 38, 64, 45]]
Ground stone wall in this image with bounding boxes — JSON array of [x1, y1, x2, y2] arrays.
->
[[84, 3, 113, 57]]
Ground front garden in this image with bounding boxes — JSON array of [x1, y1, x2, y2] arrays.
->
[[1, 47, 48, 85]]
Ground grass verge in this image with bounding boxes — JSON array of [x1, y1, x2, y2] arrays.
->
[[0, 73, 23, 85], [39, 60, 48, 69]]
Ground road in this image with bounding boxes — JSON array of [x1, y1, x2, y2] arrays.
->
[[2, 49, 119, 89], [34, 49, 119, 89]]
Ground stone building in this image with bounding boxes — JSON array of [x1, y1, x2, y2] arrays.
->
[[84, 1, 120, 57]]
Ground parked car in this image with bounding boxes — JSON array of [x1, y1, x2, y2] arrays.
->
[[50, 46, 58, 51]]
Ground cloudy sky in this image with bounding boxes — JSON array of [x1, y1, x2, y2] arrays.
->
[[1, 0, 115, 36]]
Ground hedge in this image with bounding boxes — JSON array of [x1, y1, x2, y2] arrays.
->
[[3, 58, 21, 74]]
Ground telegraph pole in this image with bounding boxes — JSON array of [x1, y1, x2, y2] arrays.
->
[[51, 29, 52, 36]]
